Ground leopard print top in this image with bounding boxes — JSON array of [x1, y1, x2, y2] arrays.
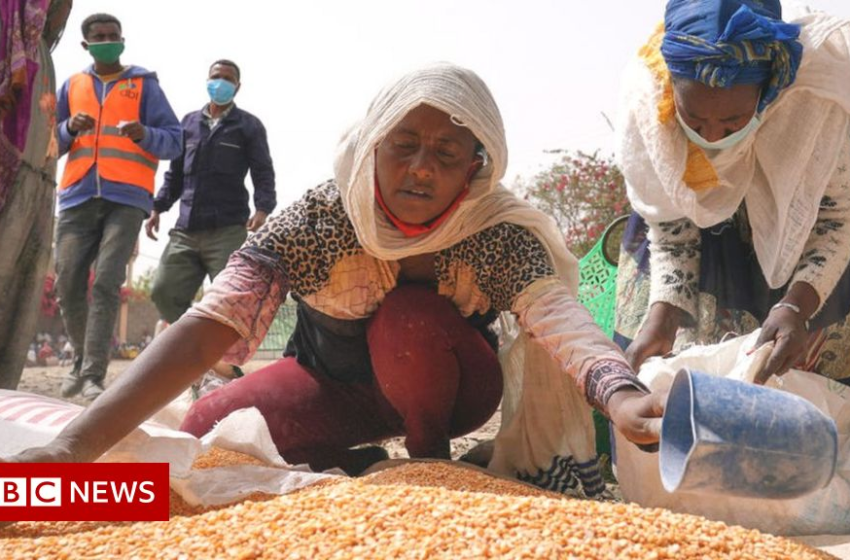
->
[[189, 180, 642, 405], [245, 180, 557, 317]]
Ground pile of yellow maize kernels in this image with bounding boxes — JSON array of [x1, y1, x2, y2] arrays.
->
[[0, 448, 834, 559]]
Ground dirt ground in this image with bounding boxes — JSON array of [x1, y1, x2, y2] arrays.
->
[[16, 358, 501, 461]]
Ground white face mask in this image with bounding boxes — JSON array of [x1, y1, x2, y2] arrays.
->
[[676, 110, 761, 151]]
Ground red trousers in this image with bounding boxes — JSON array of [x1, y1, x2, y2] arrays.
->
[[180, 285, 503, 473]]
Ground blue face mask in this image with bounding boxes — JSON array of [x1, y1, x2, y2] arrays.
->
[[676, 110, 761, 151], [206, 79, 237, 106]]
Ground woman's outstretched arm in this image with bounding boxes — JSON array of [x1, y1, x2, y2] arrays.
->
[[4, 316, 240, 464]]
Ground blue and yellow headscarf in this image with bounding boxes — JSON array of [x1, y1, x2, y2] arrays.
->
[[661, 0, 803, 111]]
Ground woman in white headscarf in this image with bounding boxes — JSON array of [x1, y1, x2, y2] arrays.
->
[[615, 0, 850, 385], [3, 63, 662, 495]]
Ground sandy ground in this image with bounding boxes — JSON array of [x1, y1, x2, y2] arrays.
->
[[16, 358, 500, 461]]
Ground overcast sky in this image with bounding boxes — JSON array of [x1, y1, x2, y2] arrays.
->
[[51, 0, 850, 276]]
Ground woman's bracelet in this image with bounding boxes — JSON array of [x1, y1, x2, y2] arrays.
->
[[770, 302, 810, 330], [771, 302, 801, 314]]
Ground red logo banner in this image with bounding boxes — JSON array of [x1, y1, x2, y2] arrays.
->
[[0, 463, 169, 521]]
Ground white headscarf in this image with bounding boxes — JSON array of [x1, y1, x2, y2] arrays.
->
[[334, 63, 601, 490], [333, 62, 578, 292], [617, 10, 850, 288]]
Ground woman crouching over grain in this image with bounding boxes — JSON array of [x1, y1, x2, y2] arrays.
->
[[2, 63, 664, 496]]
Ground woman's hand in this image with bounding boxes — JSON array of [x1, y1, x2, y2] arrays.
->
[[607, 389, 666, 449], [625, 302, 683, 371], [754, 305, 809, 384], [2, 441, 79, 464], [754, 282, 818, 385]]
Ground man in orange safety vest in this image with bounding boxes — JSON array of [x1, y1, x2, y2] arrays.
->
[[54, 12, 182, 400]]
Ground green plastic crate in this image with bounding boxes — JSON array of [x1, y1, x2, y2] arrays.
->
[[577, 215, 628, 338], [577, 215, 628, 460]]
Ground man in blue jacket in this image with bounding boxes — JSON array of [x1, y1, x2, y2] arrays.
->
[[56, 13, 182, 400], [145, 59, 276, 339]]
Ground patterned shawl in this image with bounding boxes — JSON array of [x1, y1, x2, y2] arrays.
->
[[0, 0, 50, 212]]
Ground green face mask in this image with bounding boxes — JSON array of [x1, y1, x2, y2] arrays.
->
[[87, 41, 125, 64]]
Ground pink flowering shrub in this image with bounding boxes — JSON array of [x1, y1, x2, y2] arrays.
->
[[523, 151, 631, 257]]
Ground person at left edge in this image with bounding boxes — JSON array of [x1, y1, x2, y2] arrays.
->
[[0, 0, 73, 391], [54, 13, 182, 401]]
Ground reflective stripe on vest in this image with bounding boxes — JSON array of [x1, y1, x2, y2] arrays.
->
[[59, 73, 158, 192]]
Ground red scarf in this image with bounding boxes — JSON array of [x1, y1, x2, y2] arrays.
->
[[374, 180, 470, 238]]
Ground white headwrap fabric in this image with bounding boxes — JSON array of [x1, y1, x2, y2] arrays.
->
[[617, 10, 850, 289], [334, 62, 578, 292]]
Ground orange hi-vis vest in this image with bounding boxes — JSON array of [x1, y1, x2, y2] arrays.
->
[[60, 73, 158, 192]]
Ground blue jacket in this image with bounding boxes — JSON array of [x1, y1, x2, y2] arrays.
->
[[56, 65, 182, 215], [153, 105, 277, 231]]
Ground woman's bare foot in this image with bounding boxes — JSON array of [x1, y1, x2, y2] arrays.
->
[[458, 439, 494, 468]]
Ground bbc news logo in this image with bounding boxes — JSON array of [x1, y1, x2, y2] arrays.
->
[[1, 478, 155, 507], [0, 463, 168, 521]]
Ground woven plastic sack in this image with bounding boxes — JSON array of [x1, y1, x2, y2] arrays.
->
[[0, 390, 340, 508]]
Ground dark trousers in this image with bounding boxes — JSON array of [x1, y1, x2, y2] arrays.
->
[[54, 199, 145, 381], [151, 225, 247, 323]]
